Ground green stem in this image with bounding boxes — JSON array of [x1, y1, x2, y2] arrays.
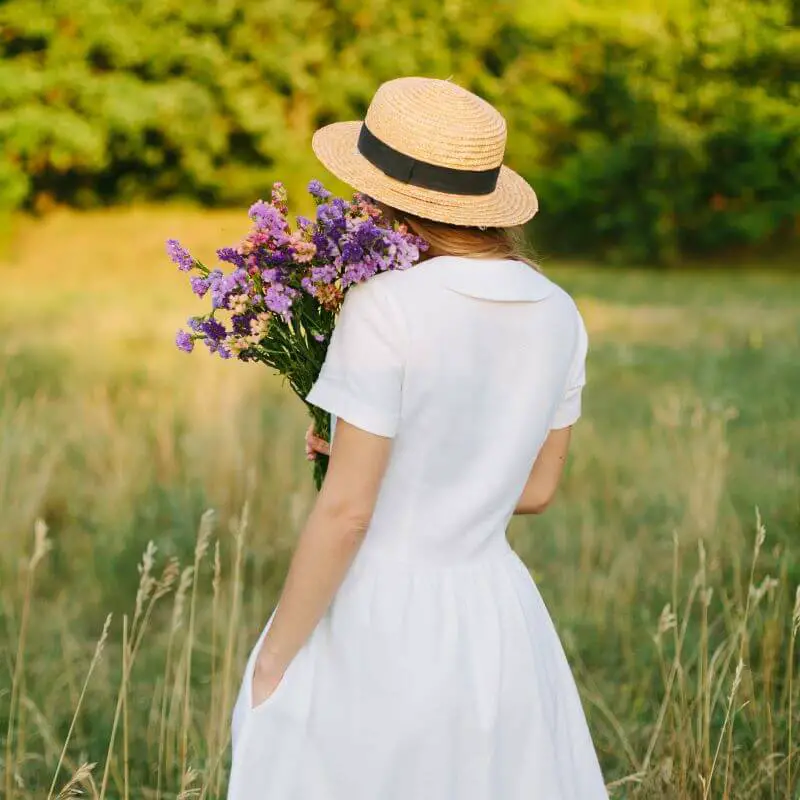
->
[[244, 321, 331, 489]]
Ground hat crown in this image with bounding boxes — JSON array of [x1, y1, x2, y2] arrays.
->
[[364, 78, 507, 172]]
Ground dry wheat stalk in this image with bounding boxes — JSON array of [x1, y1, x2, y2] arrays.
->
[[156, 563, 193, 800], [54, 762, 96, 799], [47, 615, 112, 800], [214, 503, 249, 796], [787, 585, 800, 798], [5, 519, 51, 800], [180, 511, 215, 791]]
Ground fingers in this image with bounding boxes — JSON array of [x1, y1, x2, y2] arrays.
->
[[310, 435, 331, 456], [304, 424, 331, 460]]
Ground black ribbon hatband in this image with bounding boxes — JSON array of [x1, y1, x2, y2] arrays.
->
[[357, 124, 500, 196]]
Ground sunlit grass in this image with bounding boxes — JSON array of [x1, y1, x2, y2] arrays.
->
[[1, 208, 798, 798]]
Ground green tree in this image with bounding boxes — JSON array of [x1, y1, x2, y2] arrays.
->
[[0, 0, 796, 262]]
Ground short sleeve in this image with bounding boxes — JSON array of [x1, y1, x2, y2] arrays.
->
[[550, 312, 588, 430], [306, 279, 405, 438]]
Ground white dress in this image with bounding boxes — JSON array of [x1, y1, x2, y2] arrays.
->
[[228, 256, 608, 799]]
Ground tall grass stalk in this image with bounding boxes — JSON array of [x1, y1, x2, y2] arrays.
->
[[696, 539, 712, 781], [788, 586, 800, 799], [47, 614, 112, 800], [206, 540, 222, 773], [214, 504, 249, 797], [721, 511, 767, 797], [98, 614, 128, 800], [99, 542, 163, 800], [4, 520, 51, 800], [669, 531, 691, 778], [646, 601, 678, 771], [156, 564, 193, 800], [643, 532, 701, 777], [131, 552, 179, 661], [180, 511, 214, 792], [122, 616, 130, 800], [703, 659, 745, 800]]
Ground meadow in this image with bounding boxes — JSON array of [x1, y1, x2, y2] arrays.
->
[[0, 207, 798, 799]]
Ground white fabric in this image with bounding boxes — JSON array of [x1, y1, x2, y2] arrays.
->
[[229, 256, 607, 800]]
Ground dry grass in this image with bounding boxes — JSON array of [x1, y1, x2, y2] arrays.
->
[[0, 208, 798, 798]]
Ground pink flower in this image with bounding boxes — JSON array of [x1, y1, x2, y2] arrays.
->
[[293, 240, 317, 263]]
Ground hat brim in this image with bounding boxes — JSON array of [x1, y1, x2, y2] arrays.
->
[[312, 121, 538, 228]]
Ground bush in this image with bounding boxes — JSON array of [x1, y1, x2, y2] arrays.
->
[[0, 0, 797, 262]]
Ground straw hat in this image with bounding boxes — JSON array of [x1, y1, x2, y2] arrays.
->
[[312, 77, 538, 228]]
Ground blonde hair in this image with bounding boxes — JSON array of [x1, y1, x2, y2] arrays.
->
[[382, 206, 539, 271]]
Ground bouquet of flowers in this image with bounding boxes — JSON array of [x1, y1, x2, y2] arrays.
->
[[167, 180, 427, 488]]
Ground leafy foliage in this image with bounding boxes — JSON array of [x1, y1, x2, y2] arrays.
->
[[1, 0, 797, 261]]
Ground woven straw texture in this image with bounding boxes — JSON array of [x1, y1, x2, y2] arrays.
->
[[312, 77, 538, 228]]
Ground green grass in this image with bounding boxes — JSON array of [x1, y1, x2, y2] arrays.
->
[[1, 208, 798, 799]]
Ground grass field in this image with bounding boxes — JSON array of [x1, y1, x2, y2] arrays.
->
[[1, 208, 799, 799]]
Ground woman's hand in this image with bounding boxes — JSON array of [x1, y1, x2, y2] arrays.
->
[[251, 648, 286, 709], [305, 423, 331, 461]]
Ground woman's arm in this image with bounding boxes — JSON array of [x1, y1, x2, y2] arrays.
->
[[253, 419, 391, 705], [514, 427, 572, 515]]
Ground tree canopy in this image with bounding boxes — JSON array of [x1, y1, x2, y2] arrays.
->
[[1, 0, 797, 261]]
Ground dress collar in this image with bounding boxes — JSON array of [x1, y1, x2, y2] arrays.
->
[[425, 256, 555, 302]]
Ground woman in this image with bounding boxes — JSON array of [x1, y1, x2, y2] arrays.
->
[[229, 77, 608, 799]]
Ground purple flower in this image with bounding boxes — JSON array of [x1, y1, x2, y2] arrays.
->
[[308, 179, 332, 202], [209, 268, 248, 309], [264, 249, 292, 267], [249, 200, 287, 236], [175, 330, 194, 352], [316, 199, 348, 233], [342, 257, 379, 287], [232, 313, 255, 336], [310, 263, 337, 284], [354, 219, 380, 249], [312, 332, 326, 342], [190, 276, 210, 297], [217, 247, 246, 268], [382, 228, 422, 271], [202, 318, 227, 341], [296, 215, 313, 230], [166, 239, 194, 272], [264, 283, 297, 322], [312, 231, 336, 258], [340, 238, 364, 263], [210, 285, 227, 309], [204, 336, 231, 358], [301, 276, 317, 296]]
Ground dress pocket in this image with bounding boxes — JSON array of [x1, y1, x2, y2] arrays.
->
[[247, 651, 292, 715], [234, 612, 316, 753]]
